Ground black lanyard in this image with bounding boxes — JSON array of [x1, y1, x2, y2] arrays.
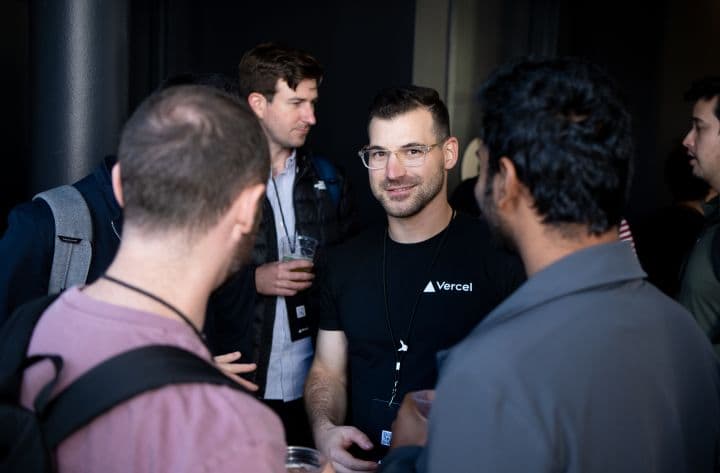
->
[[100, 274, 208, 350], [382, 211, 455, 406], [271, 176, 296, 253]]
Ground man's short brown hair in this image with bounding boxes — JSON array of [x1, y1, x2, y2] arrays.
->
[[118, 85, 269, 236], [238, 42, 323, 101]]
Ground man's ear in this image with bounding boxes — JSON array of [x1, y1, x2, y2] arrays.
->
[[230, 183, 266, 240], [441, 137, 459, 170], [247, 92, 267, 119], [495, 156, 521, 208], [111, 162, 124, 208]]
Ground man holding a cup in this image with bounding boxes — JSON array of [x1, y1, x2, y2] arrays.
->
[[207, 43, 353, 448]]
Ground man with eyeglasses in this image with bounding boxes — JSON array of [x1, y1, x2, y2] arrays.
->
[[304, 86, 524, 471]]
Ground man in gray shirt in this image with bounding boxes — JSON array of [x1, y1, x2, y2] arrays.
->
[[677, 76, 720, 353], [381, 58, 720, 472]]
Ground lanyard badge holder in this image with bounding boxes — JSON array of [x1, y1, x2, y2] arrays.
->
[[375, 211, 455, 447]]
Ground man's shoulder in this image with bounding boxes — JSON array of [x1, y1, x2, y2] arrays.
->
[[328, 224, 383, 257], [5, 197, 54, 230], [58, 380, 286, 472], [137, 383, 286, 466], [450, 212, 493, 239], [148, 382, 283, 434]]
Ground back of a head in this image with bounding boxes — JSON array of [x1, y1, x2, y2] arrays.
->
[[479, 57, 633, 234], [684, 76, 720, 120], [118, 85, 269, 236], [368, 85, 451, 140], [238, 42, 323, 100]]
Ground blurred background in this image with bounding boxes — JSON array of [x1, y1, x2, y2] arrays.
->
[[2, 0, 718, 231]]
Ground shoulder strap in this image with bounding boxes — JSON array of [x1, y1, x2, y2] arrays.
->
[[33, 185, 93, 293], [0, 294, 61, 400], [40, 345, 248, 449], [311, 155, 341, 207]]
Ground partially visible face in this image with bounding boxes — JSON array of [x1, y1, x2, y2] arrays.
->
[[225, 194, 264, 280], [260, 78, 318, 151], [474, 142, 516, 251], [367, 108, 447, 218], [683, 96, 720, 189]]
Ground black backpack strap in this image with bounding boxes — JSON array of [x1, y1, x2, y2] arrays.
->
[[0, 294, 61, 400], [40, 344, 247, 449]]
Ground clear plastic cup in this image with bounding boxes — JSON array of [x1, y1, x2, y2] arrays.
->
[[280, 235, 318, 270], [285, 446, 327, 472]]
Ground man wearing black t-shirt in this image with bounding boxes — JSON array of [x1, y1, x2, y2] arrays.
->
[[304, 86, 525, 471]]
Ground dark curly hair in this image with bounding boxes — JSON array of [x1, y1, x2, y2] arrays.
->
[[478, 57, 634, 234]]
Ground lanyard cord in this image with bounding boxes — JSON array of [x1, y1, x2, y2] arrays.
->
[[100, 274, 208, 349], [382, 210, 455, 406], [271, 177, 296, 253]]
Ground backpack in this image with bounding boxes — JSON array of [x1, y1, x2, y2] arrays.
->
[[310, 155, 341, 207], [33, 186, 93, 294], [33, 160, 340, 296], [0, 295, 248, 473]]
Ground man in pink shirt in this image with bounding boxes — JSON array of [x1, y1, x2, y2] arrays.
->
[[19, 85, 287, 472]]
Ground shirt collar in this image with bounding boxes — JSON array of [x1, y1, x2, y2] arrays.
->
[[703, 195, 720, 224], [482, 241, 644, 329]]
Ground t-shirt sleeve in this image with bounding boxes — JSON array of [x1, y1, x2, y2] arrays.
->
[[180, 385, 287, 473], [314, 250, 343, 331]]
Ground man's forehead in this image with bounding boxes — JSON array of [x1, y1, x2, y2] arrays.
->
[[368, 108, 435, 145], [275, 78, 318, 97], [694, 96, 719, 117]]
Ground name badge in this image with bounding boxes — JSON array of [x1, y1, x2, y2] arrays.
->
[[381, 430, 393, 447], [286, 293, 312, 341]]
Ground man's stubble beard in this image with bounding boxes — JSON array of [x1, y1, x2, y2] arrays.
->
[[374, 159, 445, 219], [478, 173, 518, 253]]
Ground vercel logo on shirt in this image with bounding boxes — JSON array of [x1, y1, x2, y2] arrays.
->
[[423, 281, 473, 293]]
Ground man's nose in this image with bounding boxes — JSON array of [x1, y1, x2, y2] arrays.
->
[[682, 129, 694, 151], [302, 103, 316, 125], [385, 151, 406, 180]]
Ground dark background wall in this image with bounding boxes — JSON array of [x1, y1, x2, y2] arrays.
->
[[1, 0, 718, 234], [2, 0, 416, 233]]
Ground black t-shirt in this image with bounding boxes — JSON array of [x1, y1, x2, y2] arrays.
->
[[317, 212, 525, 458]]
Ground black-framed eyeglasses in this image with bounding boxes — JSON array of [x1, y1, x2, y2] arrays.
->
[[358, 142, 444, 170]]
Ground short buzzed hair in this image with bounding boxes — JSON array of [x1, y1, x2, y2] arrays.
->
[[238, 42, 323, 101], [118, 85, 269, 236], [368, 86, 450, 141]]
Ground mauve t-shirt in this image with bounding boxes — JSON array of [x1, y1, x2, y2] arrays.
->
[[20, 287, 286, 473]]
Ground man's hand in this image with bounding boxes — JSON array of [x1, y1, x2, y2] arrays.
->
[[390, 390, 435, 449], [315, 422, 378, 473], [255, 260, 314, 296], [213, 351, 259, 392]]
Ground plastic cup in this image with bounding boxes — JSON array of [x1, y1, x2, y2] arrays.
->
[[280, 235, 318, 270], [285, 446, 327, 472]]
